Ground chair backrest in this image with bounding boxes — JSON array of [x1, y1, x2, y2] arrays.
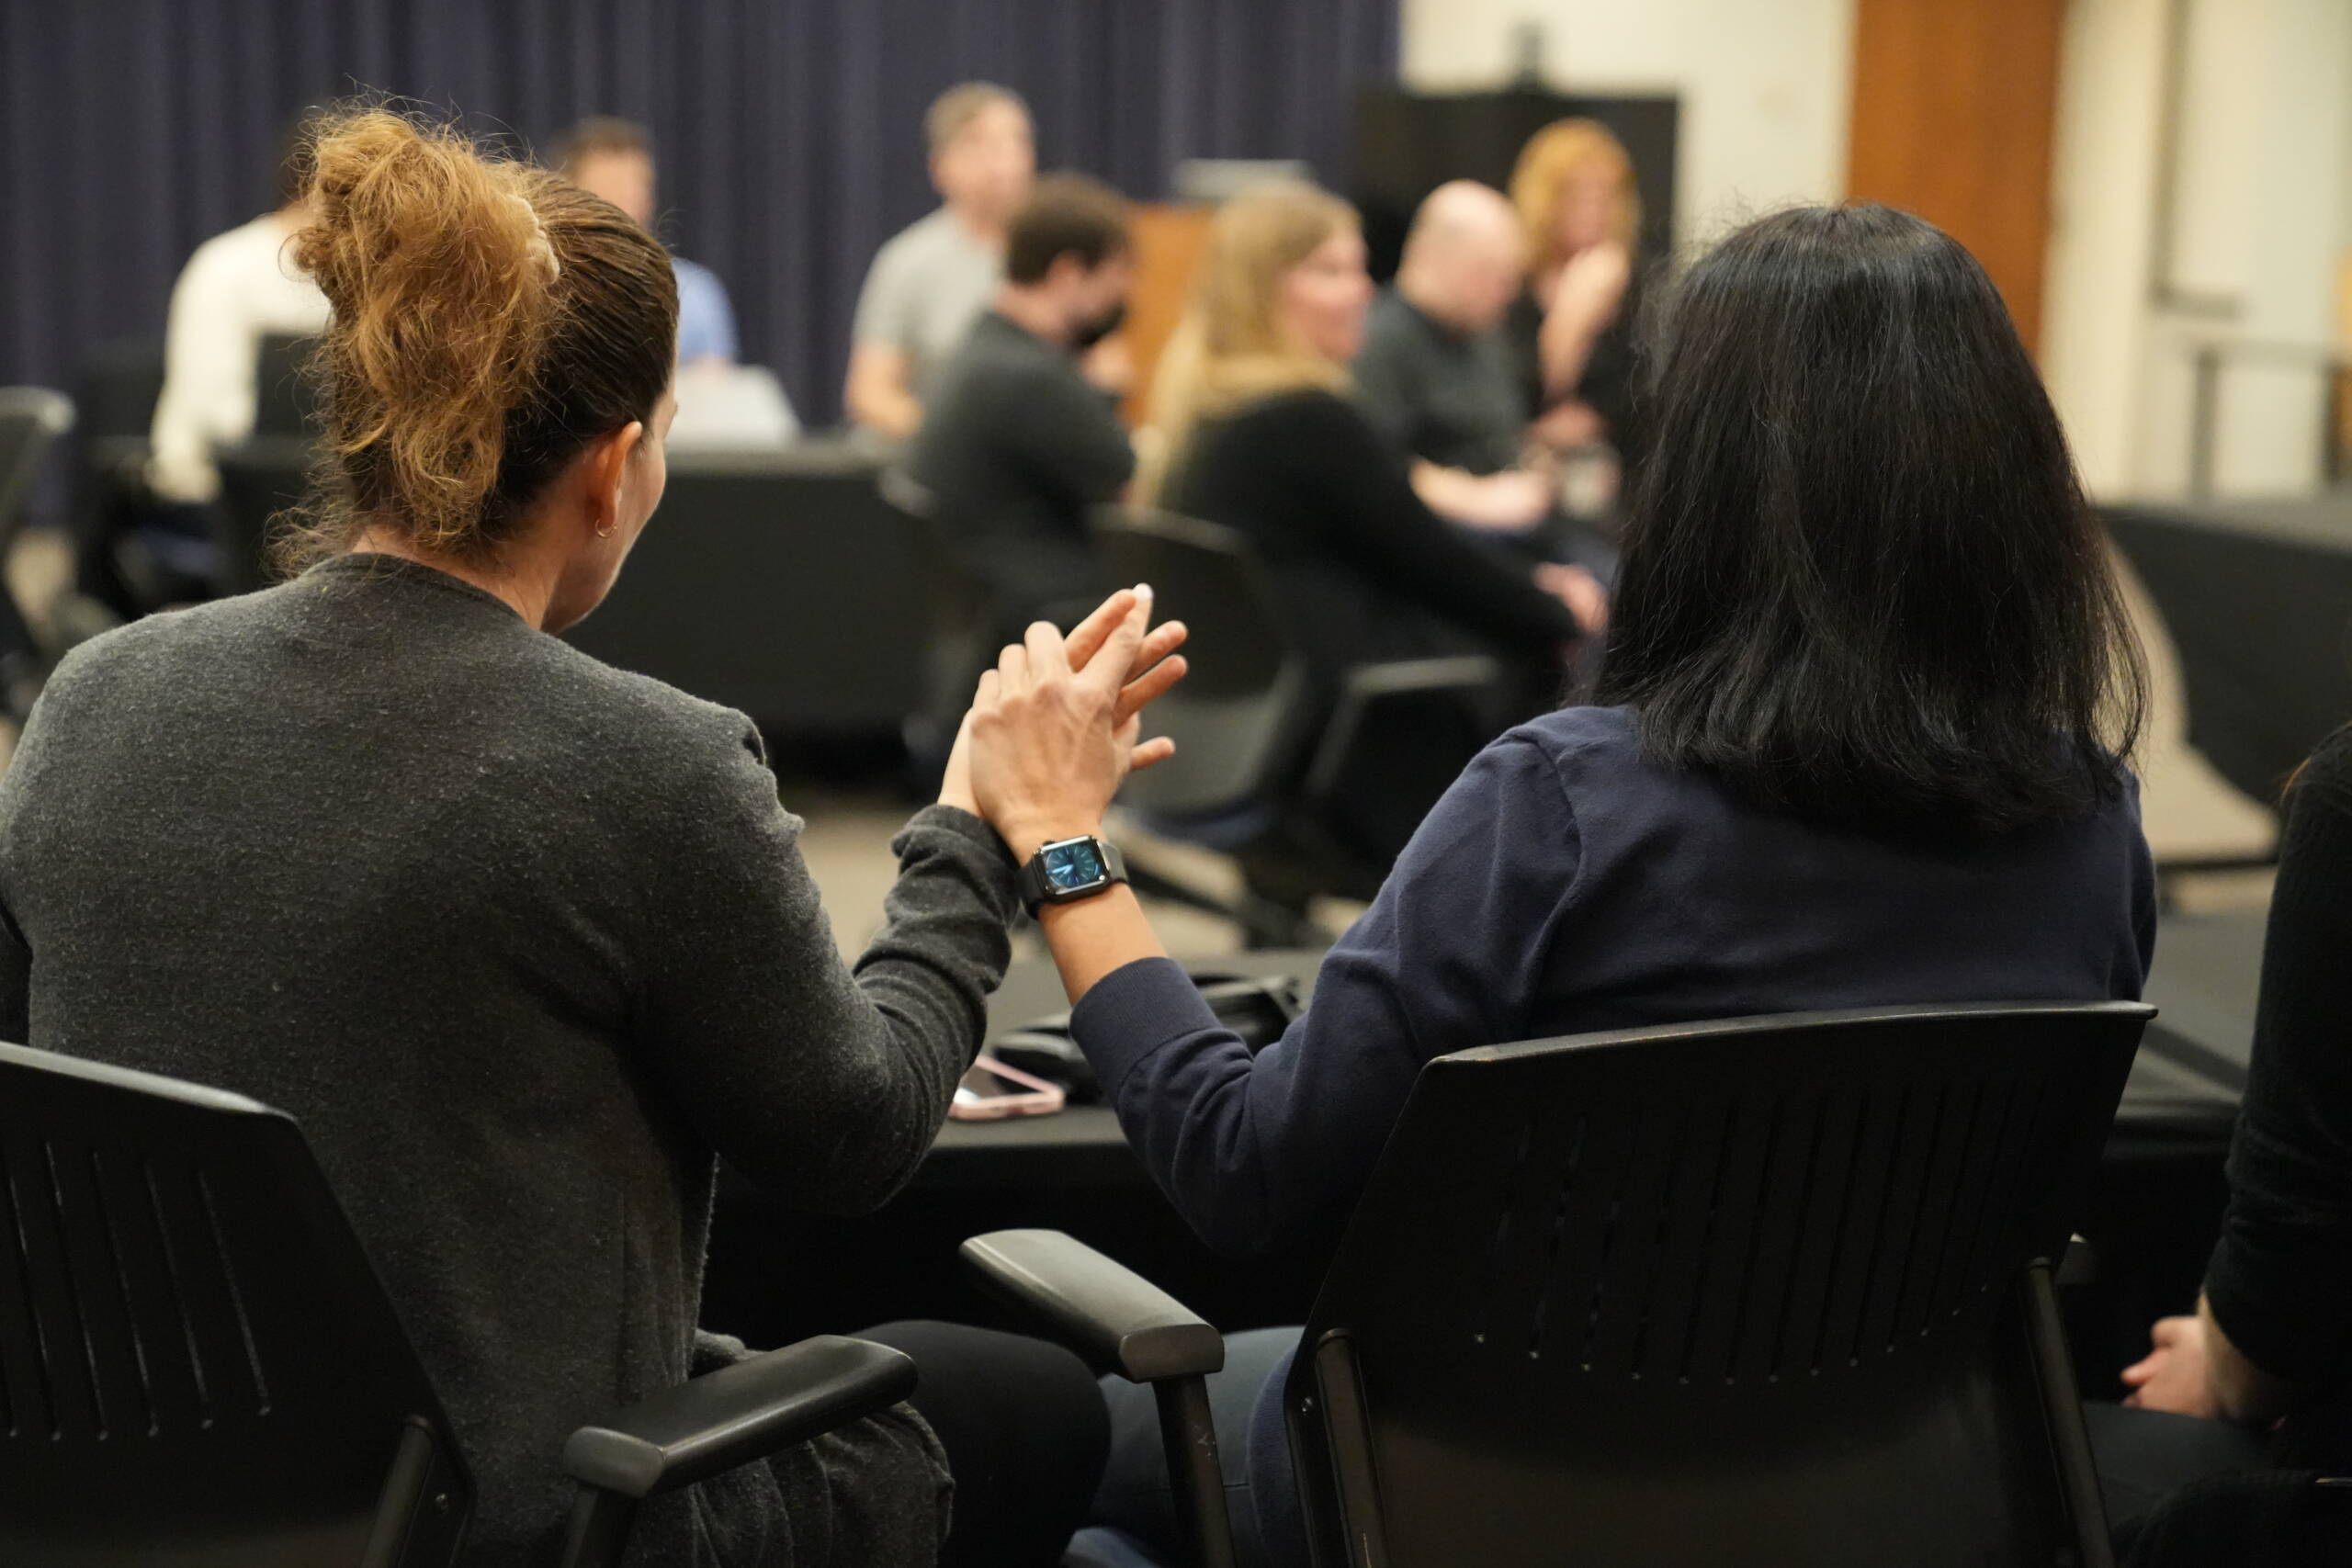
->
[[0, 1041, 471, 1567], [565, 443, 927, 736], [883, 465, 998, 741], [252, 333, 320, 440], [1091, 506, 1319, 818], [212, 436, 317, 595], [73, 341, 165, 445], [1287, 1001, 2151, 1568], [0, 388, 75, 543]]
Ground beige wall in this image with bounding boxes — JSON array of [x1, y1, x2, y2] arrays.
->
[[1397, 0, 1858, 250], [2042, 0, 2352, 500]]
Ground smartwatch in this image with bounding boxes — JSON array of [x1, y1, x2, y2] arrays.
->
[[1016, 834, 1128, 916]]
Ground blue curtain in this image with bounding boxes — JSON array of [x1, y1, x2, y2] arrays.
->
[[1, 0, 1397, 424]]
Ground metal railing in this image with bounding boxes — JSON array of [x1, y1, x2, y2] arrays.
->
[[2186, 338, 2352, 498]]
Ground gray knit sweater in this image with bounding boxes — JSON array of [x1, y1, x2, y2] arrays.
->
[[0, 553, 1022, 1566]]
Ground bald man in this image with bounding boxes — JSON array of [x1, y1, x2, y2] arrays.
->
[[1353, 180, 1558, 530]]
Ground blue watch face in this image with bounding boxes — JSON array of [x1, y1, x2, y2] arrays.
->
[[1041, 839, 1106, 893]]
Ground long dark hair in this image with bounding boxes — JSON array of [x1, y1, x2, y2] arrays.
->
[[1595, 204, 2145, 836]]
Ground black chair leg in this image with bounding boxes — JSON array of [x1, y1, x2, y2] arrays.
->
[[2026, 1258, 2117, 1568], [1151, 1373, 1238, 1568], [557, 1487, 638, 1568]]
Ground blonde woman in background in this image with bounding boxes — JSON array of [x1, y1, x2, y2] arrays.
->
[[1142, 182, 1604, 701], [1506, 118, 1644, 464]]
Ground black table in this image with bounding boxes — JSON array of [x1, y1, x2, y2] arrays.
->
[[2107, 496, 2352, 806], [710, 917, 2266, 1367], [927, 917, 2262, 1186], [918, 949, 1315, 1190]]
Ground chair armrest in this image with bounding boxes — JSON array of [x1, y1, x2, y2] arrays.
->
[[962, 1228, 1225, 1383], [1302, 655, 1504, 801], [561, 1336, 917, 1500]]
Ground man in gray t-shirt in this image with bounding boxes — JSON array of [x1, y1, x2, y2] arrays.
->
[[846, 83, 1034, 440]]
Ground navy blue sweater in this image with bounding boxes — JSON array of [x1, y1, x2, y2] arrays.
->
[[1075, 705, 2157, 1264]]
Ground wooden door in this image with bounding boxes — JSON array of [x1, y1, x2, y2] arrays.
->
[[1120, 204, 1216, 427], [1845, 0, 2067, 353]]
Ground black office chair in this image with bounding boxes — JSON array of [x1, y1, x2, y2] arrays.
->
[[1093, 506, 1507, 945], [0, 387, 74, 529], [880, 466, 997, 774], [0, 388, 77, 706], [884, 466, 1114, 779], [65, 338, 165, 615], [0, 1040, 918, 1568], [210, 435, 318, 596], [969, 1000, 2154, 1568]]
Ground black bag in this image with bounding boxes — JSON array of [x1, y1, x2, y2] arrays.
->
[[989, 972, 1303, 1103]]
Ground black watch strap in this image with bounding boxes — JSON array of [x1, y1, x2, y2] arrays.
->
[[1016, 836, 1128, 915]]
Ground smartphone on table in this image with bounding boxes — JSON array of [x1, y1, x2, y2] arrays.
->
[[947, 1053, 1067, 1121]]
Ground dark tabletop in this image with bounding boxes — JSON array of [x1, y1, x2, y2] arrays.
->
[[922, 911, 2266, 1186]]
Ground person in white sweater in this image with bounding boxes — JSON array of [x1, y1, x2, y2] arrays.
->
[[147, 154, 329, 506]]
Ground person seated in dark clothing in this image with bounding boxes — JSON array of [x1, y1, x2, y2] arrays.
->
[[2092, 725, 2352, 1544], [1352, 179, 1559, 533], [1504, 118, 1645, 488], [908, 173, 1137, 641], [1353, 179, 1619, 584], [0, 107, 1200, 1568], [1008, 202, 2154, 1567], [1141, 181, 1607, 713]]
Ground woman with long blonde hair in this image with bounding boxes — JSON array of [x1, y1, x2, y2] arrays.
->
[[1142, 181, 1602, 700], [1506, 117, 1644, 460]]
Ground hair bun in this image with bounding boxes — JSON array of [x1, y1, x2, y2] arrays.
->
[[290, 108, 563, 554]]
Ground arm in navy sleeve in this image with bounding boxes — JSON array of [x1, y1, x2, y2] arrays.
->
[[1069, 735, 1582, 1258]]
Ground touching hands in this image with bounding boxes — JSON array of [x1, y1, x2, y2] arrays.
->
[[939, 588, 1189, 858], [2121, 1313, 2219, 1417]]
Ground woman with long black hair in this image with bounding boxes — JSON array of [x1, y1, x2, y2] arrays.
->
[[977, 203, 2154, 1566]]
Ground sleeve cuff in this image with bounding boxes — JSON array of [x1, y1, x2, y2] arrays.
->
[[896, 805, 1012, 863], [2204, 1257, 2333, 1389], [892, 806, 1020, 910], [1069, 956, 1226, 1100]]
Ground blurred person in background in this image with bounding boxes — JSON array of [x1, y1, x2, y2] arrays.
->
[[147, 121, 330, 516], [2099, 722, 2352, 1550], [1352, 179, 1611, 585], [846, 83, 1035, 440], [553, 116, 740, 368], [1142, 181, 1605, 704], [907, 173, 1137, 642], [1040, 203, 2154, 1568], [1506, 118, 1645, 481]]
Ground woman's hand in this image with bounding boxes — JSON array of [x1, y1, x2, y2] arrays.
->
[[2122, 1314, 2220, 1417], [1530, 399, 1605, 454], [1548, 240, 1631, 330], [939, 589, 1187, 821], [967, 589, 1189, 859], [1536, 561, 1610, 637]]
